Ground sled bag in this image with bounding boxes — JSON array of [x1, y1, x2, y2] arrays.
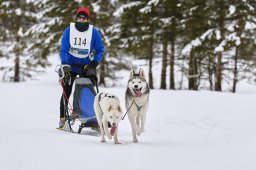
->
[[73, 78, 97, 123]]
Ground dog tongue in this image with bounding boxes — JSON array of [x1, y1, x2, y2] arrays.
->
[[134, 89, 142, 97], [110, 126, 116, 136]]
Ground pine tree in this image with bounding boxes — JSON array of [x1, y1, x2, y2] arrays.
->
[[226, 0, 256, 92], [114, 0, 160, 89], [27, 0, 81, 59], [0, 0, 47, 82], [89, 0, 126, 86], [158, 0, 183, 90], [181, 0, 210, 90]]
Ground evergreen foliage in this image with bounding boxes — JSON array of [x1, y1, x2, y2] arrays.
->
[[0, 0, 255, 92]]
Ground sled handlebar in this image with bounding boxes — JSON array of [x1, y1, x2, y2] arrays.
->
[[55, 64, 97, 80], [55, 64, 99, 93]]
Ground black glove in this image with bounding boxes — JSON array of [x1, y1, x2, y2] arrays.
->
[[86, 68, 96, 77], [87, 61, 98, 84], [83, 60, 98, 73], [63, 66, 71, 79], [88, 60, 98, 69], [86, 68, 97, 85], [58, 65, 71, 79], [83, 60, 98, 78]]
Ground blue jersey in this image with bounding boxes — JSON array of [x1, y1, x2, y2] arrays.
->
[[60, 26, 105, 72]]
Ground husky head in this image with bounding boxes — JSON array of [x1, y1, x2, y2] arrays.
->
[[106, 101, 123, 127], [127, 68, 149, 97]]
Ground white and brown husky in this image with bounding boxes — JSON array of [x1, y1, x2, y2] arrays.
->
[[94, 93, 123, 144]]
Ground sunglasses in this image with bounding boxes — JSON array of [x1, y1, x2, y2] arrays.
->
[[77, 16, 88, 20]]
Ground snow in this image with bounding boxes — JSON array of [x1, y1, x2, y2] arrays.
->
[[18, 28, 24, 37], [15, 8, 22, 16], [113, 2, 143, 17], [26, 0, 36, 3], [139, 6, 152, 13], [229, 33, 241, 46], [148, 0, 160, 6], [229, 5, 236, 15], [91, 2, 100, 13], [215, 30, 221, 40], [139, 0, 160, 13], [106, 24, 121, 34], [227, 23, 235, 32], [2, 1, 11, 7], [245, 21, 256, 30], [160, 17, 172, 25], [200, 29, 213, 40], [45, 34, 55, 44], [214, 43, 225, 53], [246, 3, 255, 11], [74, 0, 83, 3], [0, 56, 256, 170], [214, 32, 241, 53], [182, 38, 202, 55]]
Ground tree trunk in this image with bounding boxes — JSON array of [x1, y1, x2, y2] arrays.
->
[[232, 47, 238, 93], [169, 17, 176, 90], [188, 51, 198, 90], [14, 55, 20, 82], [99, 55, 106, 86], [13, 0, 22, 82], [160, 40, 167, 89], [215, 52, 222, 91], [215, 0, 224, 91], [148, 41, 154, 89], [170, 38, 175, 89], [148, 5, 155, 89], [208, 55, 214, 90]]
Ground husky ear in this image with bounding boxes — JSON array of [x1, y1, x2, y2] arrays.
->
[[108, 105, 112, 112], [139, 68, 145, 79], [129, 69, 134, 79]]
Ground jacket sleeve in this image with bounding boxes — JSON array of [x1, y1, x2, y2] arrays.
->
[[60, 27, 72, 64], [92, 28, 105, 63]]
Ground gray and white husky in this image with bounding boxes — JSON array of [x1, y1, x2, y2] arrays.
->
[[125, 68, 150, 143]]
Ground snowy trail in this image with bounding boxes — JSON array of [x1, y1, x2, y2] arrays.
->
[[0, 60, 256, 170]]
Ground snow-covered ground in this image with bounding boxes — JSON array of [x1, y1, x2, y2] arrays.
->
[[0, 57, 256, 170]]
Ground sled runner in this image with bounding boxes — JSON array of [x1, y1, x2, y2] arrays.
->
[[56, 65, 99, 134]]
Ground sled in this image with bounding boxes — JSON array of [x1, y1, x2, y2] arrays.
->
[[56, 65, 99, 134]]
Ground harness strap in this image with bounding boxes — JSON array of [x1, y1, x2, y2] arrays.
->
[[121, 98, 147, 120], [98, 93, 105, 115], [134, 101, 143, 112], [121, 101, 134, 120], [59, 80, 74, 115]]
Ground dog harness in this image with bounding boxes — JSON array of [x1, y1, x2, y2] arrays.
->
[[98, 93, 116, 115], [98, 93, 115, 102], [134, 101, 143, 112]]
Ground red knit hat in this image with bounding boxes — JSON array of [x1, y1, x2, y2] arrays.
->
[[76, 7, 90, 18]]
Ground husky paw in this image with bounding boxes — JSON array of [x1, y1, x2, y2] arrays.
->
[[115, 141, 121, 144], [133, 139, 138, 143], [136, 129, 142, 135], [106, 134, 112, 140], [101, 140, 106, 143]]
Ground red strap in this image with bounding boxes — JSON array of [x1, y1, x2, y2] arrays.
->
[[59, 80, 74, 114]]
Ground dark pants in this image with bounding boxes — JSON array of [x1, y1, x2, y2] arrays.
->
[[59, 73, 78, 119]]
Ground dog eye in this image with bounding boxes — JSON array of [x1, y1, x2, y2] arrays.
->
[[139, 81, 141, 83], [110, 116, 113, 118], [132, 81, 135, 83], [116, 116, 119, 119]]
